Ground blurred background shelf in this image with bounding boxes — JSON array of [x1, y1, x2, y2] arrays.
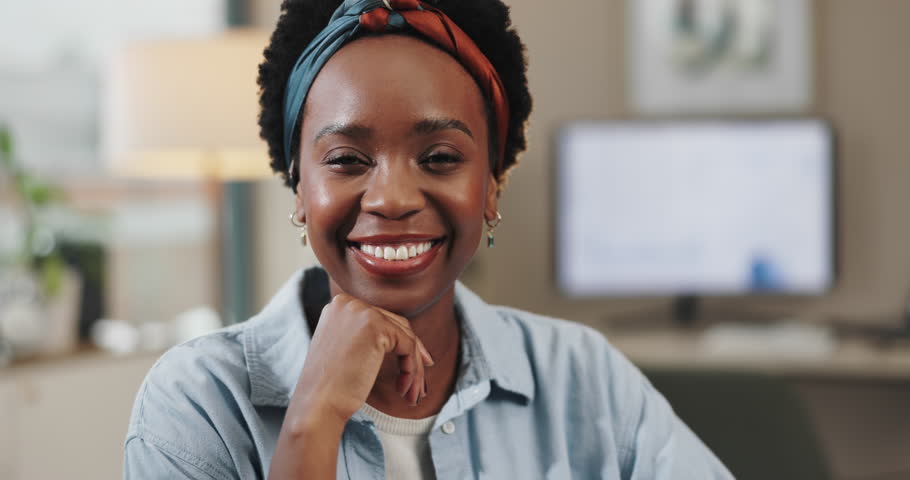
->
[[0, 350, 160, 480]]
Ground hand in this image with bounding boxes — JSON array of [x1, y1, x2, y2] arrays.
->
[[291, 293, 435, 426]]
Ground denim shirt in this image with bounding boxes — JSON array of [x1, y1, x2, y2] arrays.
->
[[124, 267, 732, 479]]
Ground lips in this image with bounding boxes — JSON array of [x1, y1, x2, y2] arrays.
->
[[347, 235, 446, 277]]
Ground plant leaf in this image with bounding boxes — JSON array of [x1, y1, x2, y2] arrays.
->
[[40, 254, 65, 298], [0, 127, 11, 157]]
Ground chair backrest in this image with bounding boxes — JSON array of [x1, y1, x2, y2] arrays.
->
[[642, 369, 830, 480]]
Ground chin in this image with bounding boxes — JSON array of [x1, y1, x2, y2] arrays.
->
[[347, 274, 455, 318]]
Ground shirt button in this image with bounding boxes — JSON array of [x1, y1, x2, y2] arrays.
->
[[441, 421, 456, 435]]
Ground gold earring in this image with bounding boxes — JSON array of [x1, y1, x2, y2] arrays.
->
[[289, 212, 307, 247], [485, 211, 502, 248]]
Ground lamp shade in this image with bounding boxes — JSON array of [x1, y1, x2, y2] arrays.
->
[[103, 29, 273, 180]]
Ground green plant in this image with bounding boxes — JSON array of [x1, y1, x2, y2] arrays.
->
[[0, 126, 66, 297]]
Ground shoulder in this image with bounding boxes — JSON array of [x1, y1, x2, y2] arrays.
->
[[490, 305, 732, 477], [491, 304, 631, 376], [491, 305, 658, 444], [132, 323, 250, 421], [489, 304, 650, 409], [125, 323, 253, 477]]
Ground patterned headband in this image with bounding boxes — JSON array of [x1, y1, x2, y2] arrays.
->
[[282, 0, 510, 177]]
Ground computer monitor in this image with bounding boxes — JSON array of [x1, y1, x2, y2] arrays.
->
[[555, 119, 835, 298]]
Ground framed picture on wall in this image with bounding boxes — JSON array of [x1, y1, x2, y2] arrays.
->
[[626, 0, 813, 115]]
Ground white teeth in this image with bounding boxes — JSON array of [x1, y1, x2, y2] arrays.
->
[[357, 240, 439, 261]]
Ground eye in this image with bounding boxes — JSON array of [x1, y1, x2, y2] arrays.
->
[[322, 151, 371, 174], [324, 154, 365, 166], [420, 151, 464, 173]]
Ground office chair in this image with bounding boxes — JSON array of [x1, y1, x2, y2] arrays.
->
[[642, 369, 831, 480]]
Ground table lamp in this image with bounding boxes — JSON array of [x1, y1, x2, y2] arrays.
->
[[103, 29, 273, 324]]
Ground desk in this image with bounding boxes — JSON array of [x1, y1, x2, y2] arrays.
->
[[608, 329, 910, 382], [606, 328, 910, 480]]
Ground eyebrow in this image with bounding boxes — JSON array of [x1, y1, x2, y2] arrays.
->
[[312, 117, 474, 144], [412, 117, 474, 139], [313, 123, 373, 143]]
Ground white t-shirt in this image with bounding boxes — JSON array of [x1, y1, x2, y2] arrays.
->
[[359, 402, 438, 480]]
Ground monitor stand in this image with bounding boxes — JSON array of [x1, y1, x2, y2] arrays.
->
[[672, 295, 700, 328], [604, 295, 707, 331]]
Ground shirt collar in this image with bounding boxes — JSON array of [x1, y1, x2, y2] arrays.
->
[[244, 267, 535, 407]]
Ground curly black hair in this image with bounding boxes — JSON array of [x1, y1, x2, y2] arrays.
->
[[257, 0, 532, 194]]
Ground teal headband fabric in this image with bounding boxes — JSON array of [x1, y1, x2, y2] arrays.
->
[[282, 0, 398, 176]]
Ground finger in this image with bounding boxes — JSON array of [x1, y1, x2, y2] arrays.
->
[[420, 343, 435, 367], [373, 319, 419, 376], [396, 369, 414, 397], [373, 307, 435, 367], [401, 340, 424, 407], [385, 323, 434, 369], [368, 308, 428, 405], [404, 359, 422, 406], [377, 311, 426, 406], [411, 338, 426, 406], [385, 326, 421, 402]]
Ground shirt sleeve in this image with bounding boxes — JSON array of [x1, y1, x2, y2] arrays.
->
[[122, 337, 254, 480], [627, 380, 733, 479], [603, 342, 734, 479], [124, 434, 233, 480]]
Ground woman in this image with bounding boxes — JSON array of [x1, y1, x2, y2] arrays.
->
[[125, 0, 732, 478]]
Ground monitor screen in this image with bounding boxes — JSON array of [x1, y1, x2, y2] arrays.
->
[[555, 120, 835, 297]]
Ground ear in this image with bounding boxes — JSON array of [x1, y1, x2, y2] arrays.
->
[[484, 173, 499, 223]]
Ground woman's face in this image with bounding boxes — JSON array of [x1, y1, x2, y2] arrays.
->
[[295, 34, 498, 317]]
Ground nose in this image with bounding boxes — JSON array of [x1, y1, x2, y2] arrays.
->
[[361, 161, 426, 220]]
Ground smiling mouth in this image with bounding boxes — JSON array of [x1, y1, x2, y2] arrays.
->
[[347, 238, 446, 261]]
